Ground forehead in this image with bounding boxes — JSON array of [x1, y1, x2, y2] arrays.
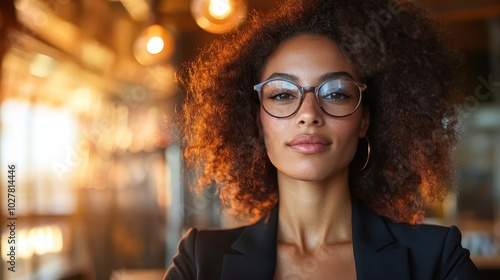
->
[[261, 34, 361, 83]]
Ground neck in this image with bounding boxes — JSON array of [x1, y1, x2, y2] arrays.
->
[[276, 169, 352, 253]]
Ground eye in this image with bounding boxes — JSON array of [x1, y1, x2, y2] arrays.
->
[[322, 90, 351, 101], [319, 80, 357, 102], [262, 80, 300, 102], [270, 92, 297, 100]]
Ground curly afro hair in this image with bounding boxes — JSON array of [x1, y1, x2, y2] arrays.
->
[[178, 0, 463, 224]]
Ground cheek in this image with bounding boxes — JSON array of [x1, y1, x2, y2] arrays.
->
[[332, 116, 361, 146], [339, 110, 365, 136], [328, 114, 365, 155], [260, 110, 286, 151], [336, 121, 362, 139]]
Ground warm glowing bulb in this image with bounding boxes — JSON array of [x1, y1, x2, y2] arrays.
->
[[209, 0, 232, 20], [134, 24, 174, 65], [191, 0, 247, 34], [146, 36, 165, 54]]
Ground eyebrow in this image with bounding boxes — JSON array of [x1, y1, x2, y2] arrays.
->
[[264, 71, 354, 83]]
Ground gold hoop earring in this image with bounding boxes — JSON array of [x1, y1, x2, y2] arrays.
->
[[360, 136, 371, 171]]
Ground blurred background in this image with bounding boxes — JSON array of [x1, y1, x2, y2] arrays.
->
[[0, 0, 499, 279]]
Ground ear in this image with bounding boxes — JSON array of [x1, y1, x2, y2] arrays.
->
[[358, 105, 370, 138]]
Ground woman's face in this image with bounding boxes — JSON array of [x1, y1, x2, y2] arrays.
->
[[259, 34, 369, 183]]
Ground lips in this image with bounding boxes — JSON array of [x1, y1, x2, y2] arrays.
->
[[288, 134, 331, 154]]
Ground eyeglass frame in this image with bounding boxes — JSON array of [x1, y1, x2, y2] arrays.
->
[[253, 78, 368, 118]]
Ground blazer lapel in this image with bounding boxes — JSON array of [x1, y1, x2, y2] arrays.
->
[[352, 197, 411, 280], [220, 197, 411, 280], [221, 206, 278, 280]]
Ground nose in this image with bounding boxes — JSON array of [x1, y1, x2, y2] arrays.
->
[[296, 91, 324, 126]]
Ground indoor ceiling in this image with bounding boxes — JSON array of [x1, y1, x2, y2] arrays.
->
[[1, 0, 499, 84], [152, 0, 500, 59]]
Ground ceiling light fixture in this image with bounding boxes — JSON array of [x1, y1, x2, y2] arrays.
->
[[191, 0, 247, 34]]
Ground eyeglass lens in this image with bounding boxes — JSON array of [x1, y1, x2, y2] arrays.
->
[[259, 79, 362, 117]]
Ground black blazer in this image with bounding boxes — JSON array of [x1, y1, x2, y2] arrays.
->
[[164, 197, 480, 280]]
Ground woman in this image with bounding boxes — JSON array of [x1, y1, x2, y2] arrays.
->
[[164, 0, 480, 279]]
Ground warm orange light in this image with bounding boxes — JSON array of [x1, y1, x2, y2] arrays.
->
[[209, 0, 232, 20], [1, 225, 64, 260], [119, 0, 150, 21], [133, 24, 175, 65], [146, 36, 165, 54], [191, 0, 247, 34]]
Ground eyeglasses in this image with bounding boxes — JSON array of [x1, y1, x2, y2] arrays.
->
[[253, 78, 367, 118]]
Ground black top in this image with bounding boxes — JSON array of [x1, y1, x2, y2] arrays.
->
[[164, 196, 481, 280]]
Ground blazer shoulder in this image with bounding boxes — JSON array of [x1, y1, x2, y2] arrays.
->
[[176, 223, 251, 259], [163, 224, 250, 280], [385, 220, 461, 257], [386, 221, 480, 279], [385, 220, 467, 251], [386, 220, 451, 241], [194, 224, 248, 251]]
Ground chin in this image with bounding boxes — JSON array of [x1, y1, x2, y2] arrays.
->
[[280, 167, 348, 183]]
